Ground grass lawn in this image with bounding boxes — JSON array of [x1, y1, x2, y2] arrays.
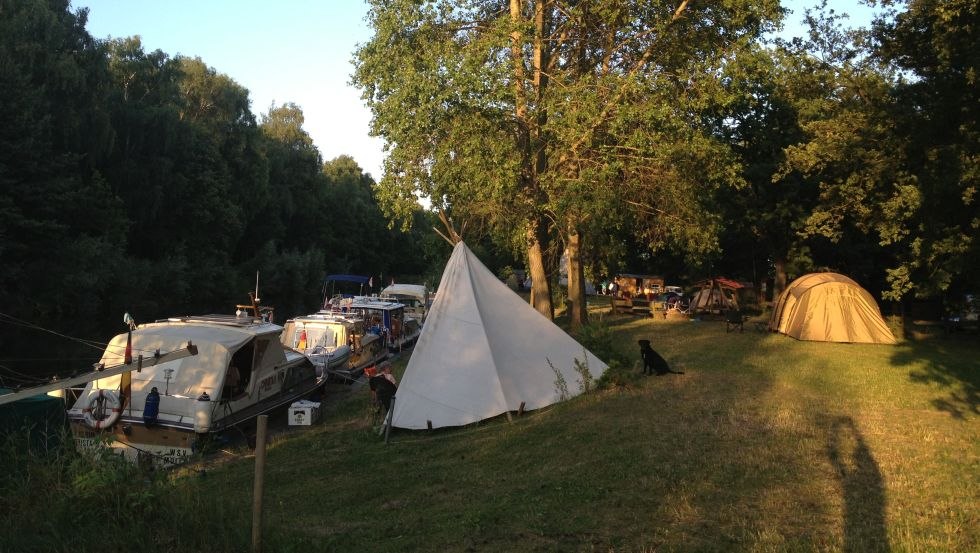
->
[[5, 302, 975, 552], [174, 303, 978, 553]]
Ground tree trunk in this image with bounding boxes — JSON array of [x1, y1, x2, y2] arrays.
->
[[527, 219, 553, 320], [566, 225, 588, 330], [773, 256, 787, 301]]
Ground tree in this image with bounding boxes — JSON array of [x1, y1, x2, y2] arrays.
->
[[774, 1, 977, 303], [354, 0, 782, 327], [0, 0, 128, 367], [870, 0, 979, 300]]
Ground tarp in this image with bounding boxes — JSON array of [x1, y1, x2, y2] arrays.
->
[[391, 242, 608, 430], [768, 272, 896, 344]]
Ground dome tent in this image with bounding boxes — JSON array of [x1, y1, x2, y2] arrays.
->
[[769, 272, 895, 344], [391, 242, 608, 430]]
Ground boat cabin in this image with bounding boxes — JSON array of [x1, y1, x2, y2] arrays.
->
[[380, 283, 430, 322]]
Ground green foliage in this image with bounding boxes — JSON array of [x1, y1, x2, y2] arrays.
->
[[573, 318, 640, 389], [549, 359, 570, 402], [572, 351, 594, 395], [770, 1, 979, 300], [353, 0, 784, 321], [0, 0, 444, 379], [552, 284, 567, 313]]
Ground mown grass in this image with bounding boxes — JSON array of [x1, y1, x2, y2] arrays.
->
[[2, 304, 977, 552]]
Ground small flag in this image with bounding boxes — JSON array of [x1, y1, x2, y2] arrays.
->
[[124, 330, 133, 365], [298, 329, 308, 350]]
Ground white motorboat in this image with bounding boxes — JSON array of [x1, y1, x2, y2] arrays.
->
[[66, 305, 320, 466], [380, 283, 430, 323], [346, 296, 421, 353], [281, 310, 388, 381]]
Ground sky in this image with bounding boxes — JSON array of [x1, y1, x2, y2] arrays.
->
[[75, 1, 883, 184]]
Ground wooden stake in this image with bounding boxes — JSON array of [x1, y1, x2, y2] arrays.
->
[[251, 415, 268, 553], [384, 396, 395, 444]]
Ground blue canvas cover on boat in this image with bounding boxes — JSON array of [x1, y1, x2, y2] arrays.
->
[[324, 274, 370, 284]]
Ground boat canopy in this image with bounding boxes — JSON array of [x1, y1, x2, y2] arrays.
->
[[325, 274, 370, 284], [88, 321, 285, 399], [381, 284, 428, 303]]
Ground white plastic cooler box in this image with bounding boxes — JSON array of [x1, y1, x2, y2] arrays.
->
[[288, 400, 321, 426]]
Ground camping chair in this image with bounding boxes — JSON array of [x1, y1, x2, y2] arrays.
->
[[725, 309, 747, 333]]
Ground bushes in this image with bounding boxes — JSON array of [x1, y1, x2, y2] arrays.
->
[[0, 429, 247, 552], [573, 320, 641, 389]]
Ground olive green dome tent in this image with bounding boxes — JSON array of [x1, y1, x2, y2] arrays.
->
[[769, 273, 896, 344]]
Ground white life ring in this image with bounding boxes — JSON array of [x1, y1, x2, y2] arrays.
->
[[82, 389, 122, 430]]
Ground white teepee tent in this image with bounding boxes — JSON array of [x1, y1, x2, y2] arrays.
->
[[391, 242, 608, 429]]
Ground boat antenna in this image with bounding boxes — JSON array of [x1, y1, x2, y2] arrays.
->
[[254, 271, 261, 303]]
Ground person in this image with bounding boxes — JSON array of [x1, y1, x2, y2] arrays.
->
[[381, 364, 397, 387], [368, 365, 397, 413], [638, 339, 684, 376]]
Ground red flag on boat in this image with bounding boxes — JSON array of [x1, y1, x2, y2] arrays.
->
[[124, 330, 133, 364]]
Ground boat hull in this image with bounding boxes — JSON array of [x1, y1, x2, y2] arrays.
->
[[69, 370, 323, 466]]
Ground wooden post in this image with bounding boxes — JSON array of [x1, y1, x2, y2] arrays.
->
[[251, 415, 268, 553], [518, 401, 526, 416], [384, 396, 395, 444]]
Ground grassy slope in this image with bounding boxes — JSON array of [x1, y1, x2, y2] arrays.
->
[[108, 305, 971, 552]]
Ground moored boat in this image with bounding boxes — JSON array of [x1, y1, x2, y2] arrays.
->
[[66, 305, 320, 466], [345, 296, 422, 353], [281, 310, 387, 381], [380, 283, 430, 323]]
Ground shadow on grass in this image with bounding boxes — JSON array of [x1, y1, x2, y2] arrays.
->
[[890, 339, 980, 419], [827, 416, 890, 553]]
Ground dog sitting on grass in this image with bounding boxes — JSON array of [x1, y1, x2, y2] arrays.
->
[[639, 339, 684, 376]]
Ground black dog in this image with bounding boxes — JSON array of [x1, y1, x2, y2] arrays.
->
[[639, 340, 684, 376]]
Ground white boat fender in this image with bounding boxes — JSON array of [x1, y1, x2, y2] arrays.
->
[[82, 389, 122, 430], [194, 392, 212, 434]]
